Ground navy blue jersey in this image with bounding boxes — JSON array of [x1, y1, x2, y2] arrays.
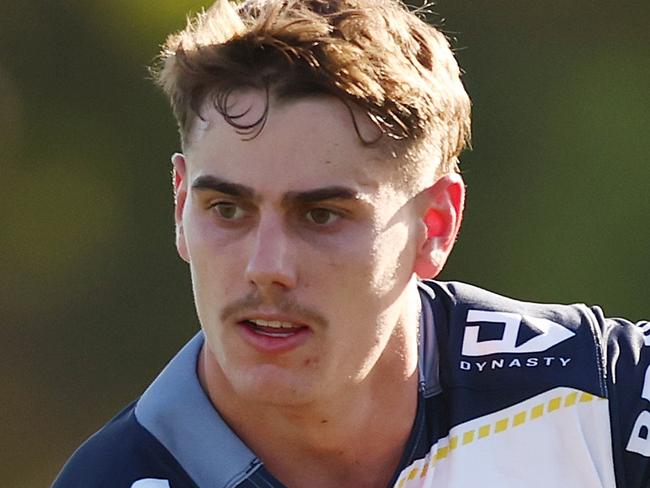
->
[[53, 281, 650, 487]]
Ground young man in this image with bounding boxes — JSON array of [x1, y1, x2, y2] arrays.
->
[[54, 0, 649, 486]]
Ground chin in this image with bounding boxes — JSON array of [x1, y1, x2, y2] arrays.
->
[[228, 365, 319, 407]]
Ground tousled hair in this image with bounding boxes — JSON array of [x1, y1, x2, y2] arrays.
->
[[152, 0, 471, 173]]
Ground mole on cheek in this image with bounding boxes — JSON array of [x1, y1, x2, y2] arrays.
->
[[327, 258, 342, 269], [303, 357, 318, 367]]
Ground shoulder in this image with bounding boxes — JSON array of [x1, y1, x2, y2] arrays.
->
[[425, 280, 647, 377], [426, 281, 605, 352], [420, 280, 611, 399], [420, 280, 650, 486], [52, 400, 196, 488]]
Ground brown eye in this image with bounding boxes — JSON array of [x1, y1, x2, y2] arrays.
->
[[306, 208, 338, 225], [214, 202, 245, 220]]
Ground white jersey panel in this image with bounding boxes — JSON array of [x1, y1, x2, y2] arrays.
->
[[394, 387, 616, 488]]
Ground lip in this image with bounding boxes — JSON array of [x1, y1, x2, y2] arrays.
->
[[238, 312, 310, 327], [236, 313, 312, 354]]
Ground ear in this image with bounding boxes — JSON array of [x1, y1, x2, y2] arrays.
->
[[413, 172, 465, 279], [171, 153, 190, 263]]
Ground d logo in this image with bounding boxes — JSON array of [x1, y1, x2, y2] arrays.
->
[[461, 310, 575, 357]]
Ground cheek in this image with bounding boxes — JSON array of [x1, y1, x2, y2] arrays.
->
[[368, 221, 415, 293], [184, 210, 247, 263], [184, 218, 246, 307], [306, 226, 413, 325]]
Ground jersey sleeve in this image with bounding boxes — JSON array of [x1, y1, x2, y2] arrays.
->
[[595, 308, 650, 487], [51, 402, 198, 488]]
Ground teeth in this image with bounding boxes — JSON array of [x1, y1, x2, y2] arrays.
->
[[249, 319, 297, 329]]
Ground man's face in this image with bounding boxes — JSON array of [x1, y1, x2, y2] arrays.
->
[[175, 93, 429, 407]]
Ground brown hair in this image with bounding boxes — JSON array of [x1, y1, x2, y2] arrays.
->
[[152, 0, 471, 173]]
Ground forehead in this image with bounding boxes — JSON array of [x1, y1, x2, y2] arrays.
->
[[185, 92, 410, 193]]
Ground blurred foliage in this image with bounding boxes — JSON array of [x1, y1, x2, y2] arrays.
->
[[1, 1, 648, 486]]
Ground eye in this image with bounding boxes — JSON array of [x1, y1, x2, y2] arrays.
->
[[213, 202, 246, 221], [306, 208, 339, 225]]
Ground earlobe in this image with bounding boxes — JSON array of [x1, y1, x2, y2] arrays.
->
[[413, 173, 465, 279], [171, 153, 190, 263], [176, 224, 190, 264]]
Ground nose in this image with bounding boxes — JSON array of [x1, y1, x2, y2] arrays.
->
[[245, 213, 298, 290]]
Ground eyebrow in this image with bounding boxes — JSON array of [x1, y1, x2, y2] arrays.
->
[[191, 175, 255, 199], [191, 175, 361, 205], [283, 186, 361, 206]]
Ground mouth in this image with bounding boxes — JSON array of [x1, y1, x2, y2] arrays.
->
[[238, 318, 311, 352], [243, 319, 308, 337]]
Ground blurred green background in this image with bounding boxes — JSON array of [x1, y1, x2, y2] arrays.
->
[[1, 1, 648, 486]]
